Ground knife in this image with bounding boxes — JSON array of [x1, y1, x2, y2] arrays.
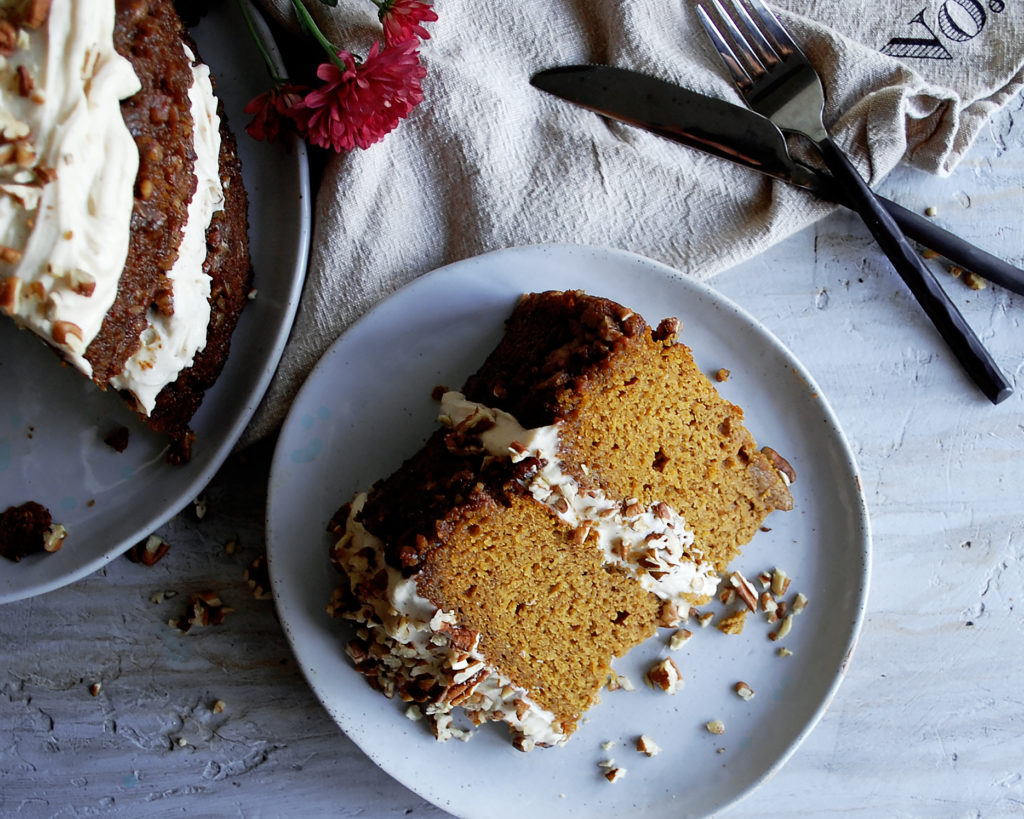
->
[[530, 65, 1024, 297]]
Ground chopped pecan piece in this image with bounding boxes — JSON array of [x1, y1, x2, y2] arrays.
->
[[16, 65, 32, 97], [244, 554, 273, 600], [168, 592, 233, 633], [636, 735, 661, 756], [761, 446, 796, 484], [729, 571, 759, 612], [441, 668, 490, 706], [0, 275, 20, 312], [669, 627, 693, 650], [125, 534, 169, 566], [771, 568, 791, 597], [646, 657, 684, 694], [657, 599, 681, 628], [653, 316, 680, 341], [769, 614, 794, 642], [734, 681, 755, 701], [436, 621, 479, 652], [13, 0, 52, 28], [51, 320, 83, 348], [0, 21, 17, 55]]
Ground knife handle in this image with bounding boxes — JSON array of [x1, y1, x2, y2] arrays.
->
[[879, 198, 1024, 297], [818, 137, 1012, 405]]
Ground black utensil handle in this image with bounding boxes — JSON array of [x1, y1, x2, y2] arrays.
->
[[881, 198, 1024, 297], [818, 138, 1012, 405]]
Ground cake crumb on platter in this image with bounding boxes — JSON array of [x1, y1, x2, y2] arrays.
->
[[716, 609, 747, 635]]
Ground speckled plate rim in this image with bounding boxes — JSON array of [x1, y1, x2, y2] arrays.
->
[[0, 2, 311, 604], [267, 243, 871, 819]]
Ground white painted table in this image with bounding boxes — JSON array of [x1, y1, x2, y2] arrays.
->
[[2, 95, 1022, 817]]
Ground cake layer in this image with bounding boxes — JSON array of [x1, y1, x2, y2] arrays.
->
[[461, 290, 794, 571], [419, 491, 660, 734], [90, 0, 202, 387]]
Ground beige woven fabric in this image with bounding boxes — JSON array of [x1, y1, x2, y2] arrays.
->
[[245, 0, 1024, 440]]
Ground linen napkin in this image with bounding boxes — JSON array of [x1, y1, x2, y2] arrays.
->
[[243, 0, 1024, 441]]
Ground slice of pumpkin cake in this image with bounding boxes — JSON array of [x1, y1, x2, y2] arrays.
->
[[327, 290, 794, 750]]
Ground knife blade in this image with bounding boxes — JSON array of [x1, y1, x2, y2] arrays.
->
[[530, 65, 1024, 297]]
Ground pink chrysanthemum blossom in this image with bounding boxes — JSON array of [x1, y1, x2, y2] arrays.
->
[[243, 84, 308, 143], [377, 0, 438, 46], [292, 40, 427, 152]]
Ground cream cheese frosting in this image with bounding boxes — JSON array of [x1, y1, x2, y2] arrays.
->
[[110, 44, 223, 414], [0, 0, 141, 372]]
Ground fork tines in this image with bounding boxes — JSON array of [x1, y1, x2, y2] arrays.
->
[[697, 0, 801, 90]]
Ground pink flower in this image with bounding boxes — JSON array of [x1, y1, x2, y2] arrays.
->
[[292, 40, 426, 152], [243, 84, 307, 143], [377, 0, 437, 46]]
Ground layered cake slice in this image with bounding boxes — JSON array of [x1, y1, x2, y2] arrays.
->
[[327, 290, 794, 750], [0, 0, 251, 462]]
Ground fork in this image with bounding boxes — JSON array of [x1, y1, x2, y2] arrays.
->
[[696, 0, 1012, 405]]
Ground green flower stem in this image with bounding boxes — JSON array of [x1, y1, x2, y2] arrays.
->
[[290, 0, 347, 69], [236, 0, 286, 85]]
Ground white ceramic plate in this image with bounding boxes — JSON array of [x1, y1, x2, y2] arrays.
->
[[0, 2, 310, 603], [267, 245, 870, 818]]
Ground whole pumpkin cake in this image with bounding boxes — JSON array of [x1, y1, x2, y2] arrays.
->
[[0, 0, 251, 462]]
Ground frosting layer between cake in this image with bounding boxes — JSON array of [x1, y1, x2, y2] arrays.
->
[[110, 43, 224, 414]]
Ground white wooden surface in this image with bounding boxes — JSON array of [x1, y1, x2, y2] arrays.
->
[[2, 96, 1022, 817]]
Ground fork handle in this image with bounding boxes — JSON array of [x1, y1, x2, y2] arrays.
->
[[817, 137, 1013, 405]]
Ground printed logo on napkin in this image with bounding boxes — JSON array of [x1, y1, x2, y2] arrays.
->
[[879, 0, 1009, 62], [774, 1, 1023, 105], [762, 0, 1023, 175]]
